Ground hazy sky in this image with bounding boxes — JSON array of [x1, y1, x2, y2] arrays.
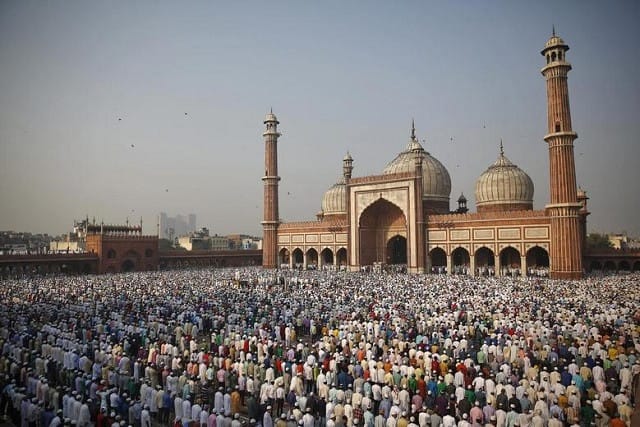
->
[[1, 1, 639, 237]]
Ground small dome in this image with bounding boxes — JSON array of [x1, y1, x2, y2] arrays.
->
[[457, 193, 467, 203], [343, 152, 353, 162], [542, 29, 569, 56], [475, 143, 534, 212], [320, 179, 346, 215], [264, 110, 279, 123], [382, 124, 451, 204], [544, 35, 566, 50]]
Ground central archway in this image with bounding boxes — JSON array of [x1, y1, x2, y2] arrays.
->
[[122, 259, 136, 272], [358, 199, 407, 266], [386, 235, 407, 264]]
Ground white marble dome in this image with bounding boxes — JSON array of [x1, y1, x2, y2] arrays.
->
[[321, 179, 346, 215], [383, 137, 451, 203], [475, 144, 534, 210]]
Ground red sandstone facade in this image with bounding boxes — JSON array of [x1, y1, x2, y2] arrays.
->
[[85, 224, 158, 274]]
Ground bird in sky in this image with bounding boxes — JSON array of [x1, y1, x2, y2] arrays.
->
[[130, 144, 135, 148]]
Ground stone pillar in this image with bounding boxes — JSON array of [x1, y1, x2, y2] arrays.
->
[[495, 253, 501, 277], [470, 255, 476, 277], [446, 254, 452, 275]]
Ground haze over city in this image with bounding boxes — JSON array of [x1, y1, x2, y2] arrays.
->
[[1, 1, 639, 237]]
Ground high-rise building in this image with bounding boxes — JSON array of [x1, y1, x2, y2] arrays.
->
[[159, 212, 197, 240]]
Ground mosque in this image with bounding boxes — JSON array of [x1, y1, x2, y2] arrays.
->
[[262, 32, 589, 279]]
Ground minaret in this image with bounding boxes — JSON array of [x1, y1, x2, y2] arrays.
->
[[342, 152, 353, 181], [343, 152, 353, 268], [541, 30, 583, 279], [262, 109, 281, 269], [411, 120, 426, 274]]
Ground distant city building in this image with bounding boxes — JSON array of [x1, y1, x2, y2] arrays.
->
[[178, 227, 211, 251], [607, 233, 640, 250], [49, 217, 92, 253], [210, 235, 230, 251], [159, 212, 196, 240], [227, 234, 262, 251], [177, 229, 260, 251], [0, 230, 52, 255]]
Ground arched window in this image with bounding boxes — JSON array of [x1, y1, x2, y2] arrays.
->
[[555, 121, 561, 132], [546, 54, 550, 64], [107, 249, 116, 259], [551, 52, 557, 62]]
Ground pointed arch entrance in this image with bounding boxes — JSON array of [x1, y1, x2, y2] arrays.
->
[[279, 248, 290, 266], [474, 247, 495, 276], [618, 260, 630, 271], [122, 259, 136, 272], [336, 248, 347, 267], [320, 248, 334, 267], [292, 248, 304, 268], [306, 248, 318, 269], [589, 260, 602, 271], [500, 246, 521, 276], [429, 247, 447, 274], [386, 235, 407, 265], [451, 247, 470, 275], [526, 246, 549, 276], [358, 199, 407, 266]]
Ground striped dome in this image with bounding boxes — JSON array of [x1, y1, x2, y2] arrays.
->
[[475, 144, 534, 211], [321, 178, 346, 215], [382, 128, 451, 203]]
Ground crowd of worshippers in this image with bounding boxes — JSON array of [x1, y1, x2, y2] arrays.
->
[[0, 268, 639, 427]]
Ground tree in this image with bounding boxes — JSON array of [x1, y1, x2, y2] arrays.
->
[[586, 233, 613, 250]]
